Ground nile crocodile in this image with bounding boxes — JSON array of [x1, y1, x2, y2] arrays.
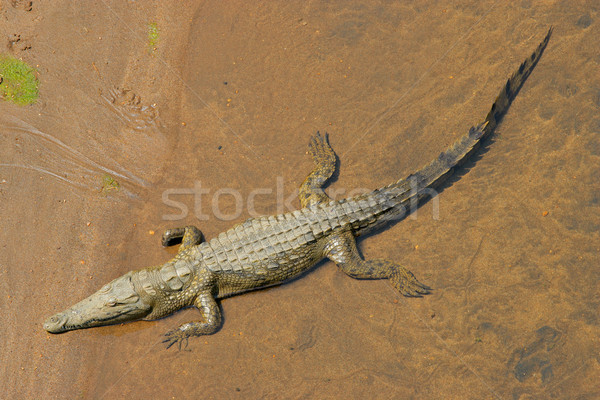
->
[[44, 28, 552, 349]]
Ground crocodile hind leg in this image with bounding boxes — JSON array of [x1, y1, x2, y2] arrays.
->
[[163, 291, 221, 349], [299, 132, 337, 208], [324, 232, 430, 297], [161, 226, 203, 251]]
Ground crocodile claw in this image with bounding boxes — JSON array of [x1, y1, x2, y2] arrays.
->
[[390, 266, 432, 297], [163, 328, 190, 350]]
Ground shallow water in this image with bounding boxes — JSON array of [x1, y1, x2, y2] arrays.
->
[[1, 1, 599, 399]]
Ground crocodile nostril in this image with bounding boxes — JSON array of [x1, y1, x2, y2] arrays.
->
[[44, 314, 66, 332]]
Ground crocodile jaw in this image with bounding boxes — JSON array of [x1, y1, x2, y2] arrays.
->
[[44, 272, 152, 333]]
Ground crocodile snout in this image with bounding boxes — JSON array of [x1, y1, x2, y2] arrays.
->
[[43, 313, 67, 333]]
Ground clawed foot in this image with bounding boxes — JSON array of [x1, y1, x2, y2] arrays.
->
[[162, 317, 220, 350], [163, 326, 191, 350], [389, 266, 431, 297]]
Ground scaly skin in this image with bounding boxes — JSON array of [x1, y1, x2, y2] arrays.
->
[[44, 28, 552, 349]]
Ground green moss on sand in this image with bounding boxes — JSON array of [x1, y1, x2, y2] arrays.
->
[[101, 174, 120, 195], [148, 22, 159, 53], [0, 54, 39, 105]]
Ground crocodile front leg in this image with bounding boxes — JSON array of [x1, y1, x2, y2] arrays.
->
[[161, 226, 203, 250], [324, 232, 431, 297], [298, 132, 337, 207], [162, 291, 221, 349]]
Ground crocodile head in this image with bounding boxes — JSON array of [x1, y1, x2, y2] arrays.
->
[[43, 272, 152, 333]]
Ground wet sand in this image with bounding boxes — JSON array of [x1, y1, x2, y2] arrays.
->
[[1, 1, 599, 398]]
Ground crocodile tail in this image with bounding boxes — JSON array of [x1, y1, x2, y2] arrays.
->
[[349, 28, 552, 235], [387, 27, 552, 200], [480, 27, 553, 143]]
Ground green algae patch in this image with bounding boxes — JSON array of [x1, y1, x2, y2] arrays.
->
[[148, 22, 159, 53], [0, 55, 39, 105], [101, 174, 120, 195]]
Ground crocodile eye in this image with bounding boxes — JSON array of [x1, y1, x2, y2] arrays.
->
[[106, 297, 117, 307], [100, 284, 111, 293]]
